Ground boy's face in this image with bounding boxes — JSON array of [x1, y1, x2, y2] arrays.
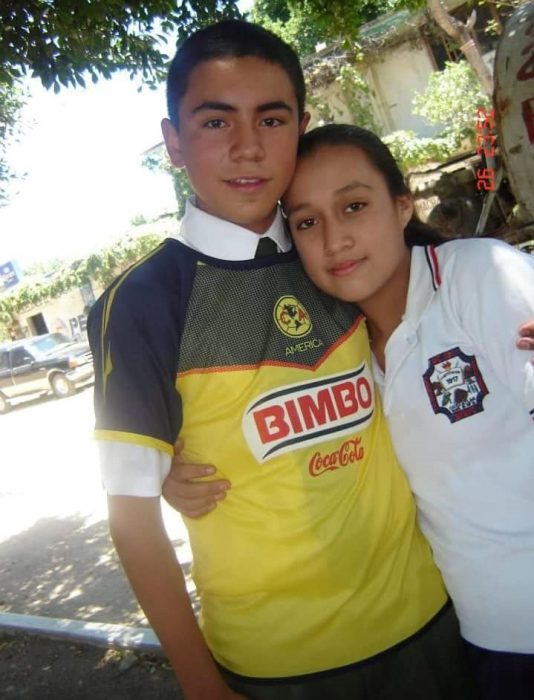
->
[[162, 56, 309, 233]]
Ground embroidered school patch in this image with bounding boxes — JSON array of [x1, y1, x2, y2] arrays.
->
[[423, 347, 489, 423]]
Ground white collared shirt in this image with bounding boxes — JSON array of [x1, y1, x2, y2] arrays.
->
[[374, 238, 534, 651], [99, 200, 291, 496], [175, 198, 291, 259]]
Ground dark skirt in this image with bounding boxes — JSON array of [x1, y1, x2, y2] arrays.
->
[[465, 640, 534, 700]]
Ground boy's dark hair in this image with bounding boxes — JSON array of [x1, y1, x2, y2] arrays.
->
[[296, 124, 446, 248], [166, 20, 306, 128]]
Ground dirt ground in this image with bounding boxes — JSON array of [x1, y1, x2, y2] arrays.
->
[[0, 632, 183, 699]]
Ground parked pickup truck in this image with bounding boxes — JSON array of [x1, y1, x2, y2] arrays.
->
[[0, 332, 94, 413]]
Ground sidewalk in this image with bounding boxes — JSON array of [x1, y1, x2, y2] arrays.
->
[[0, 388, 193, 697], [0, 498, 194, 699], [0, 508, 194, 698], [0, 509, 196, 630]]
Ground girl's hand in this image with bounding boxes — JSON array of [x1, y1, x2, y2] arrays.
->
[[162, 440, 230, 517], [517, 320, 534, 359]]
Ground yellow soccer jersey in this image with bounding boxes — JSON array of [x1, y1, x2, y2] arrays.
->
[[89, 240, 446, 679]]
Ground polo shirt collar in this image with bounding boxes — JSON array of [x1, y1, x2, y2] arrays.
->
[[176, 197, 291, 261], [403, 245, 442, 329]]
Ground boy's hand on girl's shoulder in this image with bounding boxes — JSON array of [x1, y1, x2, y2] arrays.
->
[[162, 439, 230, 518], [517, 320, 534, 360]]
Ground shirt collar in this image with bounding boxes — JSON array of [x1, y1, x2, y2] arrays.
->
[[175, 197, 291, 260], [403, 245, 441, 328]]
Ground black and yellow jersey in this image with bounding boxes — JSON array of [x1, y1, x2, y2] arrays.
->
[[89, 238, 447, 679]]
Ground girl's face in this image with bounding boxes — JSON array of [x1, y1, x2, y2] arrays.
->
[[283, 144, 413, 309]]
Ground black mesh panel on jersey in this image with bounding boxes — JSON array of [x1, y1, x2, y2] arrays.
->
[[177, 257, 362, 372]]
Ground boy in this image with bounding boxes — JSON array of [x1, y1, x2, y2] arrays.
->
[[88, 20, 474, 700]]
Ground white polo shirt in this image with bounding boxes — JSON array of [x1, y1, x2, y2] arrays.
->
[[99, 200, 290, 496], [374, 237, 534, 652]]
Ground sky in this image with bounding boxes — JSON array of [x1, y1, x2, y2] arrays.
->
[[0, 0, 255, 270], [0, 74, 178, 270]]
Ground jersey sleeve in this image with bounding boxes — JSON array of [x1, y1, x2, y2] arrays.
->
[[450, 239, 534, 419], [88, 271, 183, 456]]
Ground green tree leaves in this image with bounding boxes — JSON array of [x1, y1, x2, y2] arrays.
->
[[413, 60, 491, 148], [250, 0, 421, 53], [0, 1, 242, 93], [0, 80, 26, 206]]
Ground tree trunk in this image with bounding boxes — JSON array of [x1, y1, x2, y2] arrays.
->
[[427, 0, 493, 95]]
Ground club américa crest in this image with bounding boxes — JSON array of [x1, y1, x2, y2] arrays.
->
[[423, 347, 489, 423], [273, 295, 312, 338]]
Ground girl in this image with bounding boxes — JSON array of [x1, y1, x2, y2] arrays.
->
[[282, 124, 534, 700]]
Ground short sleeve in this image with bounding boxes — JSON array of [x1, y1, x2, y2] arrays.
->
[[88, 272, 183, 456], [451, 240, 534, 418]]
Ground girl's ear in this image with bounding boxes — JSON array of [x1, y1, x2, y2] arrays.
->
[[397, 194, 414, 229], [161, 118, 185, 169]]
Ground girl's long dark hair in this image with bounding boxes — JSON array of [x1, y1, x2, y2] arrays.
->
[[297, 124, 446, 247]]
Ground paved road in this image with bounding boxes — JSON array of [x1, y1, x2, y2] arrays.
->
[[0, 386, 192, 627], [1, 387, 105, 542]]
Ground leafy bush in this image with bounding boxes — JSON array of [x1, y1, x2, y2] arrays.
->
[[0, 232, 164, 338], [413, 60, 491, 149], [382, 60, 493, 171], [383, 130, 454, 170]]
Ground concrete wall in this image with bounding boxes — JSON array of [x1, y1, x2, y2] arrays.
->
[[308, 81, 354, 127], [306, 38, 439, 137], [365, 40, 438, 136]]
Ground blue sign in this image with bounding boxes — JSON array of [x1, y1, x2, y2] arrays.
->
[[0, 260, 22, 290]]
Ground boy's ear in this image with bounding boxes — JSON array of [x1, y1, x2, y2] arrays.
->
[[397, 194, 414, 228], [161, 118, 185, 168], [299, 111, 311, 135]]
